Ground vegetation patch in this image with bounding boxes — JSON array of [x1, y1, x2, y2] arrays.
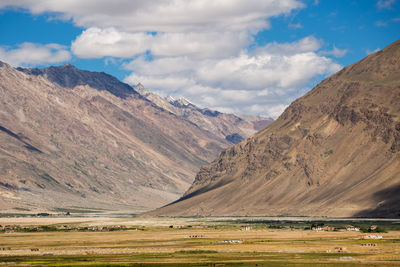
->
[[176, 250, 218, 254]]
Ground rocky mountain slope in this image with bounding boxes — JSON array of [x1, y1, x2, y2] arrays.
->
[[0, 63, 271, 214], [149, 40, 400, 218]]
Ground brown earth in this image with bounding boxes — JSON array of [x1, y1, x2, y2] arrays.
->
[[0, 62, 270, 213], [149, 39, 400, 218]]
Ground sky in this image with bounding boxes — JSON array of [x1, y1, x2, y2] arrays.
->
[[0, 0, 399, 118]]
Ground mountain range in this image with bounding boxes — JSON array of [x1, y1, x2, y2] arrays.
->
[[149, 39, 400, 218], [0, 62, 271, 214]]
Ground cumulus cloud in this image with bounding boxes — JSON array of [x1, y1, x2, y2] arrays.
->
[[124, 37, 342, 118], [125, 37, 341, 92], [0, 42, 71, 67], [195, 51, 339, 90], [150, 31, 251, 59], [124, 56, 194, 75], [0, 0, 345, 118], [0, 0, 304, 33], [253, 36, 322, 55], [71, 28, 151, 58], [72, 29, 252, 59]]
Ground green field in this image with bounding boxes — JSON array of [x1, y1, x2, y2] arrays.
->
[[0, 217, 399, 266]]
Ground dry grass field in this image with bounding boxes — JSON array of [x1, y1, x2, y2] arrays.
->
[[0, 216, 399, 266]]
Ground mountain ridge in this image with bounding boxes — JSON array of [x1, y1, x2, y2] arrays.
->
[[148, 39, 400, 218], [18, 64, 138, 99], [133, 83, 273, 144], [0, 61, 271, 213]]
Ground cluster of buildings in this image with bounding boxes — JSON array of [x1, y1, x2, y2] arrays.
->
[[311, 226, 335, 231]]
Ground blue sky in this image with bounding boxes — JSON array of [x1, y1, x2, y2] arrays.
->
[[0, 0, 399, 118]]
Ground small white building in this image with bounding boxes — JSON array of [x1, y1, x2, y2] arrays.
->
[[346, 226, 360, 231], [312, 226, 323, 231]]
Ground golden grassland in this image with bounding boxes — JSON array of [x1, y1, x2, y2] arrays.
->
[[0, 217, 399, 266]]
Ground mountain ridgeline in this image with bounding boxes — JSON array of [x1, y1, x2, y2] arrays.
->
[[148, 40, 400, 218], [0, 62, 271, 213]]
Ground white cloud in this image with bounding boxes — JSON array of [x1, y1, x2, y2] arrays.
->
[[0, 0, 304, 33], [377, 0, 396, 9], [73, 29, 252, 59], [247, 104, 288, 118], [252, 36, 322, 55], [150, 31, 251, 59], [71, 27, 151, 58], [124, 37, 342, 118], [195, 51, 339, 90], [125, 74, 194, 91], [0, 42, 71, 67], [319, 45, 348, 58], [124, 56, 194, 75], [0, 0, 345, 118]]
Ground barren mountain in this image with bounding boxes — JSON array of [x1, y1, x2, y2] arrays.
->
[[134, 84, 272, 144], [149, 40, 400, 218], [0, 62, 270, 214]]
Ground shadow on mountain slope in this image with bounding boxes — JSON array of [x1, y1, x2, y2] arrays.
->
[[0, 125, 43, 153], [354, 183, 400, 218]]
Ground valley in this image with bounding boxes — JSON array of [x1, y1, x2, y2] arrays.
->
[[0, 2, 398, 266], [0, 62, 271, 214]]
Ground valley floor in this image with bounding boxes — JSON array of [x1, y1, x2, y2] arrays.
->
[[0, 216, 399, 266]]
